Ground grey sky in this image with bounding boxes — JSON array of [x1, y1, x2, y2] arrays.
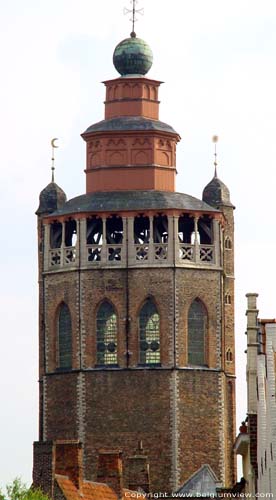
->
[[1, 0, 275, 488]]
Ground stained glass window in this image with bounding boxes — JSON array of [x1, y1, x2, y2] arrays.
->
[[139, 300, 160, 365], [188, 299, 206, 366], [96, 301, 118, 365], [58, 303, 72, 369]]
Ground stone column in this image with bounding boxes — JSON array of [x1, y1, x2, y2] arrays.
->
[[61, 221, 65, 266], [101, 216, 107, 263], [127, 216, 135, 265], [213, 219, 220, 266], [194, 216, 200, 263], [122, 217, 127, 266], [174, 215, 180, 265], [79, 219, 87, 267], [168, 215, 174, 265], [149, 215, 154, 263], [75, 219, 80, 267], [44, 223, 50, 271]]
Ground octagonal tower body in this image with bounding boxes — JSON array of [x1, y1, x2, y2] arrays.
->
[[34, 33, 236, 493]]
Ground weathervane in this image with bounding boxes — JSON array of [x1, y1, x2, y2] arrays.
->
[[51, 138, 59, 182], [212, 135, 218, 177], [124, 0, 144, 36]]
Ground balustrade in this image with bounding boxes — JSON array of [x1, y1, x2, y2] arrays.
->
[[45, 215, 219, 271]]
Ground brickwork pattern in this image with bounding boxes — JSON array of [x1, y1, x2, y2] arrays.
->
[[45, 373, 78, 441], [33, 441, 54, 497], [84, 370, 172, 492], [37, 222, 236, 492]]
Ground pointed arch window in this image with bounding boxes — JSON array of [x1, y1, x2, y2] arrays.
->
[[139, 299, 160, 365], [58, 303, 72, 369], [226, 348, 233, 362], [225, 236, 232, 250], [96, 301, 118, 365], [188, 299, 207, 366]]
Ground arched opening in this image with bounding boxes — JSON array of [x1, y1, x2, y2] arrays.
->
[[225, 294, 232, 305], [96, 301, 118, 365], [226, 348, 233, 362], [225, 236, 232, 250], [106, 215, 123, 261], [139, 299, 160, 365], [58, 303, 72, 369], [188, 299, 207, 366], [134, 215, 150, 261]]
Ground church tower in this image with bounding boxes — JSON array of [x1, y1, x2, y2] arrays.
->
[[34, 25, 236, 495]]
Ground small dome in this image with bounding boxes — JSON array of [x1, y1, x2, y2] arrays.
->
[[36, 181, 67, 215], [202, 175, 233, 208], [113, 34, 153, 76]]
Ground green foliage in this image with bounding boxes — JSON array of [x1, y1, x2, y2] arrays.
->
[[1, 479, 49, 500]]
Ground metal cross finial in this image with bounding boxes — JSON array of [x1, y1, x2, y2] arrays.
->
[[124, 0, 144, 37], [51, 138, 59, 182], [212, 135, 219, 177]]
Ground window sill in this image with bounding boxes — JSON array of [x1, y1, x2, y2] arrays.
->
[[138, 363, 162, 368], [95, 364, 119, 369]]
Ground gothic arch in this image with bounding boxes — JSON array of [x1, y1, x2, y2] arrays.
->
[[138, 298, 160, 365], [96, 300, 118, 365], [134, 150, 149, 165], [144, 84, 150, 99], [108, 151, 124, 165], [225, 236, 232, 250], [57, 302, 72, 369], [187, 298, 207, 366]]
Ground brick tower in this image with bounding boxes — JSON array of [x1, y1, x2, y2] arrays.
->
[[34, 29, 236, 495]]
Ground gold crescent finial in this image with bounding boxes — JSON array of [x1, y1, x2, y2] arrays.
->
[[51, 138, 59, 182], [51, 137, 59, 149]]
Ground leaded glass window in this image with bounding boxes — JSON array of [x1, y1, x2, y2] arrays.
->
[[188, 299, 207, 366], [96, 302, 118, 365], [139, 300, 160, 365], [58, 303, 72, 369]]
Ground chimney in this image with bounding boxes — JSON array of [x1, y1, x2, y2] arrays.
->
[[128, 441, 150, 493], [55, 441, 83, 491], [245, 293, 259, 494], [97, 449, 123, 498], [33, 441, 55, 498]]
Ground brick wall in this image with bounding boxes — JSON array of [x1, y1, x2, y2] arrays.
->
[[33, 441, 55, 497], [39, 261, 235, 492]]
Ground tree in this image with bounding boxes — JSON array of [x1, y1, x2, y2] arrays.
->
[[0, 479, 49, 500]]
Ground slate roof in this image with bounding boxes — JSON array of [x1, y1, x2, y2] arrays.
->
[[50, 190, 219, 217], [36, 182, 67, 215], [177, 464, 219, 496], [202, 175, 233, 208], [83, 116, 178, 136]]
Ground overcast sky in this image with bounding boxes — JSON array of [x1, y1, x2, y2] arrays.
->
[[1, 0, 276, 488]]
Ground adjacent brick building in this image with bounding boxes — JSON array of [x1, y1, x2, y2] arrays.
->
[[34, 27, 236, 497], [234, 294, 276, 497]]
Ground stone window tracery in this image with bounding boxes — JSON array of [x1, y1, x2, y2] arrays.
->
[[188, 299, 207, 366], [58, 303, 72, 369], [96, 301, 118, 365], [139, 299, 160, 365]]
